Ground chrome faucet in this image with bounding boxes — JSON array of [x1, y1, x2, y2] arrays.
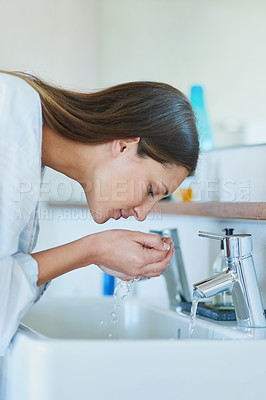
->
[[150, 228, 191, 307], [193, 231, 266, 328]]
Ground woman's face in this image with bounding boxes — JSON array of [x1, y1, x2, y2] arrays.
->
[[83, 139, 189, 224]]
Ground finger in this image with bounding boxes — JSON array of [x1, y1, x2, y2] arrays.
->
[[140, 246, 170, 266], [162, 237, 172, 245], [134, 232, 171, 251], [147, 240, 175, 265], [142, 247, 175, 278]]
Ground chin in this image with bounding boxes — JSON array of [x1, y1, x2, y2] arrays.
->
[[91, 211, 110, 224], [87, 203, 109, 224], [92, 215, 110, 224]]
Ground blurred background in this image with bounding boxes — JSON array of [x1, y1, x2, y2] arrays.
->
[[1, 0, 266, 148], [1, 0, 266, 299]]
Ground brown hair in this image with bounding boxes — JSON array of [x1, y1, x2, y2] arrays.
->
[[1, 70, 199, 175]]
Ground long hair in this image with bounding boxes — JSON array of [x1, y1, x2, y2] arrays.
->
[[1, 70, 199, 175]]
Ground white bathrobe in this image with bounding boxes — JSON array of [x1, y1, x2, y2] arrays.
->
[[0, 72, 47, 356]]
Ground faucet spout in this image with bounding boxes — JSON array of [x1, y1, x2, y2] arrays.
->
[[194, 231, 266, 328], [194, 269, 235, 299]]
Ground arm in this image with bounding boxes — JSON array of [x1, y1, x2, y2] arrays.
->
[[32, 235, 97, 286], [33, 230, 174, 286]]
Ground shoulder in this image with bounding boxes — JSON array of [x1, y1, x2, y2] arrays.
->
[[0, 72, 41, 107], [0, 71, 43, 169], [0, 71, 42, 136]]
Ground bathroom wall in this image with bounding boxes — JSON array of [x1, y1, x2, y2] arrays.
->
[[97, 0, 266, 147], [1, 0, 266, 147], [0, 0, 99, 89], [183, 144, 266, 202]]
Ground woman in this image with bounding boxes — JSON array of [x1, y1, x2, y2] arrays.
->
[[0, 70, 199, 354]]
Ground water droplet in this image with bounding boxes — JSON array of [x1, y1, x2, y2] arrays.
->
[[108, 333, 112, 338], [109, 279, 139, 330], [99, 320, 104, 325]]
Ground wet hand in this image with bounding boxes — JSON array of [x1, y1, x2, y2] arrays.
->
[[92, 230, 174, 281]]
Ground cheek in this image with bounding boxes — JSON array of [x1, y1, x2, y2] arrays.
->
[[84, 181, 110, 212], [108, 180, 135, 205], [122, 179, 148, 206], [92, 161, 149, 208]]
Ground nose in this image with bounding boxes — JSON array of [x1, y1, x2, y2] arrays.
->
[[134, 199, 157, 221]]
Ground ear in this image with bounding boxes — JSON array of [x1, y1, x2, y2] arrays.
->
[[111, 138, 140, 158]]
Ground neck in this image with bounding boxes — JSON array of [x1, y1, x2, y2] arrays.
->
[[41, 122, 94, 184]]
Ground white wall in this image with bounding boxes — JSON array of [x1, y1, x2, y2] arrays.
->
[[186, 144, 266, 202], [97, 0, 266, 146], [0, 0, 99, 89], [1, 0, 266, 146]]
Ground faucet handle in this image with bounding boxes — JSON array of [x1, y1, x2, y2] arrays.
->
[[198, 231, 253, 258]]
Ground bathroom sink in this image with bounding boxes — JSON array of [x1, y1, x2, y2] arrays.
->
[[2, 297, 266, 400], [20, 297, 250, 340]]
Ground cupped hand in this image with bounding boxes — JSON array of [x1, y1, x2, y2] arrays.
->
[[92, 230, 174, 281]]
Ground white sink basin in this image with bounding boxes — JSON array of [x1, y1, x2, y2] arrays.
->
[[2, 297, 266, 400], [20, 297, 250, 340]]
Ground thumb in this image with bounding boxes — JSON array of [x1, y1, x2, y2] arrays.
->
[[135, 232, 171, 251]]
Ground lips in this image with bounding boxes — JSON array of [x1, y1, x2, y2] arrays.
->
[[133, 210, 139, 220], [114, 210, 129, 220], [121, 210, 129, 219], [114, 210, 122, 220]]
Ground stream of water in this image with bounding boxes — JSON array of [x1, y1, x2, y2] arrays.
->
[[101, 279, 140, 338], [188, 291, 200, 338]]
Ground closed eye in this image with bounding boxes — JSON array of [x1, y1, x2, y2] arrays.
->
[[148, 185, 155, 198]]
